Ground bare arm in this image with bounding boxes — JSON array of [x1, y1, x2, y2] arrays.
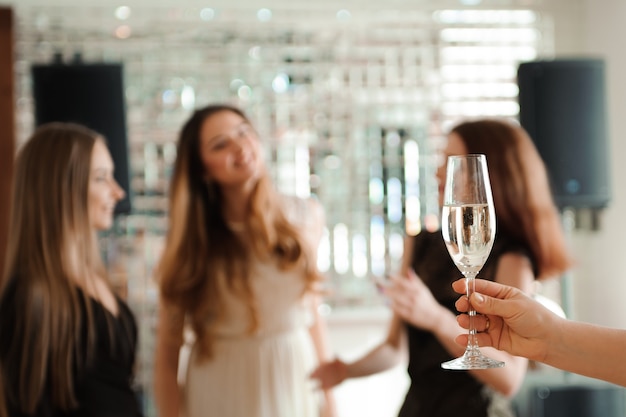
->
[[454, 278, 626, 387], [310, 313, 407, 389], [547, 320, 626, 386], [345, 313, 407, 378], [154, 300, 185, 417]]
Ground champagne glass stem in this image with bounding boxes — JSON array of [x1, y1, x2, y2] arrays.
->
[[465, 272, 480, 353]]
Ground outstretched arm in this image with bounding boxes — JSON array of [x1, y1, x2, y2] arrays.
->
[[310, 313, 407, 389], [453, 278, 626, 387]]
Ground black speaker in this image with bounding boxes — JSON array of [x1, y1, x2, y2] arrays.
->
[[518, 58, 611, 209], [31, 62, 132, 215], [530, 384, 626, 417]]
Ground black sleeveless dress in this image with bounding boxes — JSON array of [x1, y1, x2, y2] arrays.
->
[[0, 285, 143, 417], [397, 230, 536, 417]]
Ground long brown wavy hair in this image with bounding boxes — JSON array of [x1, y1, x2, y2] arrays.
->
[[451, 119, 573, 279], [0, 123, 107, 416], [156, 104, 322, 361]]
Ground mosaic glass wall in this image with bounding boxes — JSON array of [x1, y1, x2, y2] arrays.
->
[[12, 4, 554, 413]]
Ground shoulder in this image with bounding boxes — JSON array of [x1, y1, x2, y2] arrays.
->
[[402, 230, 445, 273], [494, 252, 536, 292], [413, 230, 441, 244], [492, 233, 538, 276], [411, 230, 445, 256], [490, 233, 537, 289], [282, 194, 323, 216], [281, 194, 325, 227], [281, 194, 326, 248], [493, 233, 529, 253]]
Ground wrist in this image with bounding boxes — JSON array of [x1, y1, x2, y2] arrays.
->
[[334, 357, 349, 381], [538, 315, 568, 363], [429, 304, 452, 333]]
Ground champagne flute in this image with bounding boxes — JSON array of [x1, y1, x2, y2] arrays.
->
[[440, 154, 504, 370]]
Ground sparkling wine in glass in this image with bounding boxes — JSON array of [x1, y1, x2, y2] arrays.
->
[[441, 154, 504, 370]]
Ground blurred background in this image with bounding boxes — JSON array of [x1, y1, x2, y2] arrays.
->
[[1, 0, 626, 415]]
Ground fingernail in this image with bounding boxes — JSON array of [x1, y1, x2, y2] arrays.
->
[[474, 293, 485, 304]]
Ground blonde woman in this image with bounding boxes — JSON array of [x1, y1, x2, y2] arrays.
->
[[154, 104, 335, 417]]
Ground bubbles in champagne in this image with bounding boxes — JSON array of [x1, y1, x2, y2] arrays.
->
[[441, 203, 495, 275]]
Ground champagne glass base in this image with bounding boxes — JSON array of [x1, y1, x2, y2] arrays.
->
[[441, 349, 505, 370]]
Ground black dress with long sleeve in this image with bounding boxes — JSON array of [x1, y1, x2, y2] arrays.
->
[[397, 230, 537, 417], [0, 284, 143, 417]]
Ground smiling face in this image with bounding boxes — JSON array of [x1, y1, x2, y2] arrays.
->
[[436, 132, 468, 206], [198, 109, 262, 189], [88, 139, 125, 231]]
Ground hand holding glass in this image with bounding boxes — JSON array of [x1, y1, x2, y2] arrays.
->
[[441, 154, 504, 370]]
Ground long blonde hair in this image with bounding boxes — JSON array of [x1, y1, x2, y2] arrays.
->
[[451, 119, 573, 279], [157, 104, 322, 360], [0, 123, 107, 416]]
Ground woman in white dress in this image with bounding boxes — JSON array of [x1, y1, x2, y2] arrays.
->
[[154, 104, 336, 417]]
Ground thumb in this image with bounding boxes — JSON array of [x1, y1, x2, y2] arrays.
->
[[470, 292, 500, 316]]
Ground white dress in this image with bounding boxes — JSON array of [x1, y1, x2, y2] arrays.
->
[[184, 198, 323, 417]]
